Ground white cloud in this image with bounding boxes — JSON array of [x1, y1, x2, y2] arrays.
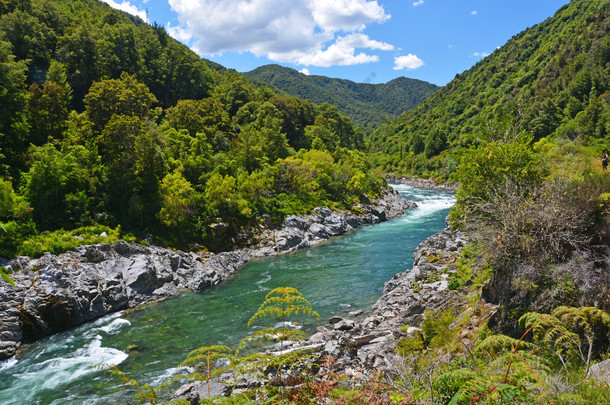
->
[[471, 10, 478, 15], [412, 0, 424, 7], [167, 0, 393, 67], [300, 68, 310, 75], [393, 54, 424, 70], [473, 51, 490, 58], [100, 0, 148, 22], [310, 0, 390, 32], [298, 33, 393, 67], [166, 22, 193, 43]]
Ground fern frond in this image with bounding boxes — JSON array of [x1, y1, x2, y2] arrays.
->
[[474, 334, 534, 357], [237, 328, 279, 355], [247, 287, 320, 329], [180, 345, 235, 369], [135, 384, 158, 405], [235, 352, 272, 374]]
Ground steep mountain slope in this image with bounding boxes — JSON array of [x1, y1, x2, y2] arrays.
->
[[245, 64, 439, 130], [371, 0, 609, 177]]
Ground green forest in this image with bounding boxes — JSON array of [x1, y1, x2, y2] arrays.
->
[[370, 0, 609, 180], [245, 64, 439, 130], [0, 0, 385, 257]]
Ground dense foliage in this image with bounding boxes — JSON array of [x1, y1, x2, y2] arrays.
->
[[245, 64, 439, 130], [0, 0, 384, 258], [371, 0, 609, 180]]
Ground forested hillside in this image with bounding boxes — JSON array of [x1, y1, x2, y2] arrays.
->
[[371, 0, 609, 178], [0, 0, 383, 257], [245, 64, 438, 130]]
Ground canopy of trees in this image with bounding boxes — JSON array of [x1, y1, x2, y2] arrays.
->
[[0, 0, 383, 256]]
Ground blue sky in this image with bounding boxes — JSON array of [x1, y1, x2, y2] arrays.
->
[[101, 0, 570, 86]]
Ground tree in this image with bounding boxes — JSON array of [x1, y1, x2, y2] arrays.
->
[[21, 143, 102, 229], [214, 72, 257, 116], [98, 115, 165, 227], [0, 10, 55, 67], [0, 176, 30, 222], [84, 72, 158, 130], [164, 98, 231, 137], [26, 81, 68, 143], [46, 60, 72, 104], [0, 37, 29, 177], [423, 129, 447, 158], [96, 23, 140, 78], [55, 23, 99, 110], [157, 170, 196, 229]]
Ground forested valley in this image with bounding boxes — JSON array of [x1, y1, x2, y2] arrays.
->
[[1, 0, 610, 403], [0, 0, 386, 257]]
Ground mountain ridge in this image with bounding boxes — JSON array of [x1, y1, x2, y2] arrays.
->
[[245, 64, 439, 130]]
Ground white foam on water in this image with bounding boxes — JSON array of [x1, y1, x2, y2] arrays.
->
[[392, 185, 456, 224], [0, 357, 18, 372], [25, 336, 128, 391], [149, 367, 181, 386], [0, 313, 130, 405], [100, 317, 131, 334], [254, 271, 272, 292]]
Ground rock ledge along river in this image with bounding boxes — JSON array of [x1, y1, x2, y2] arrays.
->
[[0, 184, 455, 404]]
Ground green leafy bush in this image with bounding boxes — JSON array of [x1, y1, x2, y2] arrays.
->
[[17, 225, 124, 258]]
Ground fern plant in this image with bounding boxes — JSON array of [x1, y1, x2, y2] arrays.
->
[[246, 287, 320, 329], [438, 306, 610, 404], [107, 287, 321, 402], [519, 306, 610, 371], [239, 287, 320, 391], [106, 365, 190, 405], [162, 345, 237, 400]]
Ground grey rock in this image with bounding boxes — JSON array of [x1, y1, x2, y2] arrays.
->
[[324, 214, 348, 236], [329, 316, 344, 324], [284, 215, 309, 230], [314, 207, 332, 218], [588, 359, 610, 385], [308, 223, 329, 239], [334, 319, 355, 331]]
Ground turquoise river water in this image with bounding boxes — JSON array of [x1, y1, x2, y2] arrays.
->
[[0, 185, 454, 404]]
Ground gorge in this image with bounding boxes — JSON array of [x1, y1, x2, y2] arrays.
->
[[0, 185, 454, 404]]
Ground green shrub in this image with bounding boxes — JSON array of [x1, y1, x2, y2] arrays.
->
[[396, 331, 424, 356], [17, 225, 123, 258]]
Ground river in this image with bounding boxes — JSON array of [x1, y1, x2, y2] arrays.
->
[[0, 185, 454, 404]]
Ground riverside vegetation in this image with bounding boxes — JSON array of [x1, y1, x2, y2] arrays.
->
[[1, 0, 610, 404]]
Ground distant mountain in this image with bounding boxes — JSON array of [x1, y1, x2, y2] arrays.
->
[[372, 0, 609, 172], [245, 65, 439, 130]]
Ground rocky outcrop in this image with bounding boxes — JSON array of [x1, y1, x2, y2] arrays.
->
[[0, 243, 250, 358], [0, 188, 414, 360], [386, 175, 458, 192]]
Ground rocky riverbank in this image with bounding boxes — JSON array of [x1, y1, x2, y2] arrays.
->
[[0, 188, 414, 360], [386, 175, 458, 192], [173, 228, 499, 402]]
